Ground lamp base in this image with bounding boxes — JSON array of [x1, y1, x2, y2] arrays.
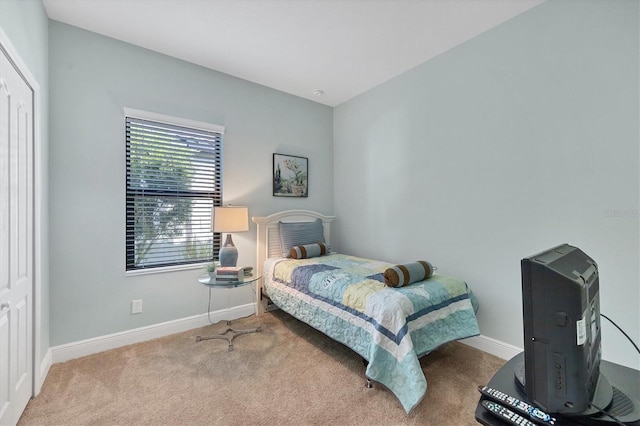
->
[[219, 234, 238, 267]]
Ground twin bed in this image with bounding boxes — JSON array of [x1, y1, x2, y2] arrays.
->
[[252, 210, 480, 413]]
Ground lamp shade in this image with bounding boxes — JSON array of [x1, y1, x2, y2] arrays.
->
[[212, 206, 249, 233]]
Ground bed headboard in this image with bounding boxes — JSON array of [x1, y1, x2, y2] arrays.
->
[[251, 210, 335, 314]]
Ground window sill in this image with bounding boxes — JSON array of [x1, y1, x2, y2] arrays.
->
[[125, 262, 208, 277]]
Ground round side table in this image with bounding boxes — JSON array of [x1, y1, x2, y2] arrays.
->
[[196, 272, 262, 351]]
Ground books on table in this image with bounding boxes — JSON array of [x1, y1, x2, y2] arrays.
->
[[215, 266, 244, 282]]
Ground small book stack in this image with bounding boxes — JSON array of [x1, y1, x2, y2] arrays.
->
[[215, 266, 244, 282]]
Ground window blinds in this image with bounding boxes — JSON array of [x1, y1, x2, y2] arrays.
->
[[125, 116, 223, 270]]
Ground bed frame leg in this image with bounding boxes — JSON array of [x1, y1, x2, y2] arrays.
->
[[362, 358, 373, 389]]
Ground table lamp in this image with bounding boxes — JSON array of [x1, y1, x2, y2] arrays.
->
[[213, 206, 249, 267]]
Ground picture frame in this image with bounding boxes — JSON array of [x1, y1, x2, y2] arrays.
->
[[273, 153, 308, 197]]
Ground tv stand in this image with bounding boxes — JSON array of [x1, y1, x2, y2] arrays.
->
[[476, 353, 640, 425]]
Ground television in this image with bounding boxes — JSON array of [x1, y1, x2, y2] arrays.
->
[[520, 244, 604, 414], [517, 244, 640, 424]]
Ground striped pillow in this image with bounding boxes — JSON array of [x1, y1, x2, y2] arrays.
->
[[290, 242, 328, 259], [279, 219, 325, 257], [383, 261, 435, 287]]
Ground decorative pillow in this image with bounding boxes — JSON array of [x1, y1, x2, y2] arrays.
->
[[383, 261, 435, 287], [279, 219, 325, 257], [289, 242, 328, 259]]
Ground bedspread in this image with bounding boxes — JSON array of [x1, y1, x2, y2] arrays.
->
[[264, 253, 480, 413]]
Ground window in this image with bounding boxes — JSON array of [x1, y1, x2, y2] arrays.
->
[[125, 109, 224, 271]]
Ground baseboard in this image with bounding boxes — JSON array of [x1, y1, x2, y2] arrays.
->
[[51, 303, 255, 363], [50, 306, 517, 366], [36, 348, 52, 395], [459, 334, 522, 360]]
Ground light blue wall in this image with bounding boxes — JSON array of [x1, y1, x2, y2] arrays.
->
[[0, 0, 50, 358], [48, 22, 333, 346], [334, 0, 639, 369], [4, 0, 637, 371]]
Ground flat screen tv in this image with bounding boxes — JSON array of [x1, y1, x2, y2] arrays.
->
[[521, 244, 604, 414]]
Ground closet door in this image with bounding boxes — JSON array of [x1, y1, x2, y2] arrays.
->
[[0, 42, 34, 426]]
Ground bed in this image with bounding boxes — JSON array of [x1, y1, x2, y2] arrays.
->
[[252, 210, 480, 413]]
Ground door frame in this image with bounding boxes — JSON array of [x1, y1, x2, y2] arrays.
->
[[0, 26, 45, 396]]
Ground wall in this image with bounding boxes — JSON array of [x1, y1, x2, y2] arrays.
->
[[48, 22, 333, 346], [333, 0, 639, 369], [0, 0, 50, 371]]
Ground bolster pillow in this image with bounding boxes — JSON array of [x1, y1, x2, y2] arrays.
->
[[383, 261, 435, 287], [289, 242, 328, 259]]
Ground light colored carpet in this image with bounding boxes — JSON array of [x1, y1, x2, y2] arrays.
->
[[19, 310, 505, 425]]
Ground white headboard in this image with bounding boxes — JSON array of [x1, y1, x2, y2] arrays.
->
[[251, 210, 335, 314]]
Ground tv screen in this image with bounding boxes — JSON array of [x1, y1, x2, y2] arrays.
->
[[521, 244, 602, 414]]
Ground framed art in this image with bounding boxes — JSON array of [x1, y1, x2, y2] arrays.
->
[[273, 153, 308, 197]]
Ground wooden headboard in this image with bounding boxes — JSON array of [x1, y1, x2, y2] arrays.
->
[[251, 210, 335, 315]]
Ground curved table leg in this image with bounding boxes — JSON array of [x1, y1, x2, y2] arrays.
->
[[196, 321, 262, 351]]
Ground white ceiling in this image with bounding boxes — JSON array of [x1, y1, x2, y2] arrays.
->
[[42, 0, 544, 107]]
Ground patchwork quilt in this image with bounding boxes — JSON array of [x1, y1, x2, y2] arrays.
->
[[264, 253, 480, 413]]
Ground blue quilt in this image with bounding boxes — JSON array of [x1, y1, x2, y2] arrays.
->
[[264, 253, 480, 413]]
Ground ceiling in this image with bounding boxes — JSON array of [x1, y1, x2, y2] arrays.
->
[[42, 0, 544, 107]]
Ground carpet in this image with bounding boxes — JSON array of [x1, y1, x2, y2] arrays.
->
[[19, 310, 505, 425]]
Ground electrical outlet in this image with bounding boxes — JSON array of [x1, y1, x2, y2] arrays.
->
[[131, 299, 143, 314]]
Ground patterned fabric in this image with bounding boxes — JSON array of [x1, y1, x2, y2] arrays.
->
[[264, 253, 480, 414], [383, 260, 435, 287], [289, 242, 328, 259], [279, 219, 325, 257]]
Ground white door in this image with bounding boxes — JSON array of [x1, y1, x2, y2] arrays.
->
[[0, 42, 34, 426]]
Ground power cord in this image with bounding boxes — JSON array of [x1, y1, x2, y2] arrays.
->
[[588, 313, 640, 426], [589, 401, 626, 426], [601, 313, 640, 355]]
